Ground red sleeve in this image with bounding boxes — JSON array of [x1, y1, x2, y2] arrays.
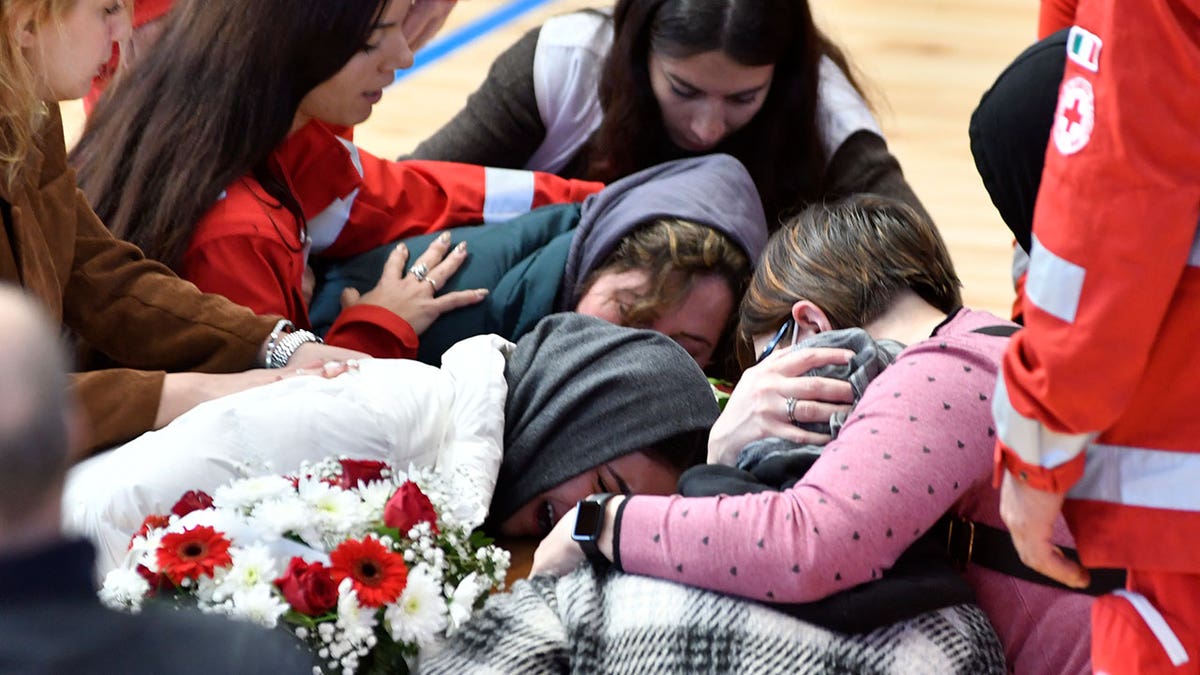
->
[[319, 154, 603, 259], [181, 235, 307, 326], [995, 0, 1200, 486], [1039, 0, 1079, 38], [324, 304, 419, 359]]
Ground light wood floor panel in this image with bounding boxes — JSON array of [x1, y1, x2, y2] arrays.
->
[[62, 0, 1040, 316]]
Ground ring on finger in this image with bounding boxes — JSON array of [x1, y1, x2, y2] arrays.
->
[[785, 396, 800, 426], [409, 262, 428, 282], [425, 276, 439, 292]]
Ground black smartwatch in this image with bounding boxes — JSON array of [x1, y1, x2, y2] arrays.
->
[[572, 493, 617, 564]]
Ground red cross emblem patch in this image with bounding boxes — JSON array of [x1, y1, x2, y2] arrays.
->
[[1053, 76, 1094, 156]]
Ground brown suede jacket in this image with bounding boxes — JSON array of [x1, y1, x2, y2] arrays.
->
[[0, 105, 276, 454]]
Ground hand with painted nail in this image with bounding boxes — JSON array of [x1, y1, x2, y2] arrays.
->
[[340, 231, 489, 335]]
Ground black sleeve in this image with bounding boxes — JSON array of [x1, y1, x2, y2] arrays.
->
[[824, 130, 934, 226], [405, 27, 548, 168]]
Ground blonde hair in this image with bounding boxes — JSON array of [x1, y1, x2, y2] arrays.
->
[[584, 217, 751, 328], [0, 0, 77, 192]]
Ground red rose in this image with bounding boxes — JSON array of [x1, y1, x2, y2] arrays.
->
[[170, 490, 214, 517], [274, 557, 338, 616], [384, 481, 439, 536], [338, 459, 390, 489]]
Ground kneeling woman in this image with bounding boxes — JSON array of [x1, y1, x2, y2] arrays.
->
[[311, 153, 766, 373], [530, 196, 1096, 674], [64, 314, 719, 574]]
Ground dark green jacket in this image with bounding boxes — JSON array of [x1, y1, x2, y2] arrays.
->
[[310, 203, 581, 364]]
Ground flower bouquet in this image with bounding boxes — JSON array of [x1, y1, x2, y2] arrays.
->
[[99, 457, 510, 674]]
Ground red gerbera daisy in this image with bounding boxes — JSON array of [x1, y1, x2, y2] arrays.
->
[[329, 537, 408, 607], [156, 525, 233, 585]]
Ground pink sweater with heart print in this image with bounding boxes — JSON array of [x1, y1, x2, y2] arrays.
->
[[617, 309, 1092, 674]]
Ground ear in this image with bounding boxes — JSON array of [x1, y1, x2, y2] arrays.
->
[[790, 299, 832, 340], [10, 9, 39, 49]]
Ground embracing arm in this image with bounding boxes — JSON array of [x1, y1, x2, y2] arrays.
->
[[613, 340, 1001, 603], [406, 26, 547, 167]]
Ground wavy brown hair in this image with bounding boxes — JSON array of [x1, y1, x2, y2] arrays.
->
[[580, 217, 750, 376], [587, 0, 861, 226], [738, 195, 962, 367], [69, 0, 387, 271]]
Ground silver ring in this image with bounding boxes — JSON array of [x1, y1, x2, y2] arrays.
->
[[409, 262, 428, 282], [425, 277, 439, 292], [785, 396, 799, 425]]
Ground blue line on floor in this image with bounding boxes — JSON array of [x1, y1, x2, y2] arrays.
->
[[391, 0, 560, 85]]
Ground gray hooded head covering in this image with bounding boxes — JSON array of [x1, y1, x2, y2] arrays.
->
[[558, 154, 769, 310], [487, 313, 720, 528]]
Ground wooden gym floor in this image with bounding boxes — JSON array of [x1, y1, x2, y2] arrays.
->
[[61, 0, 1040, 317]]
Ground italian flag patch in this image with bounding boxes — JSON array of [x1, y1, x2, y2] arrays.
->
[[1067, 25, 1102, 73]]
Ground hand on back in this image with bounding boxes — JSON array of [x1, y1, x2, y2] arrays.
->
[[707, 346, 855, 466], [341, 231, 489, 335]]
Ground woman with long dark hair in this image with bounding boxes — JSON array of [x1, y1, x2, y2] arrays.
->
[[71, 0, 601, 360], [408, 0, 928, 227]]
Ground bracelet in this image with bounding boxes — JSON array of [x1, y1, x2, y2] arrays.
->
[[261, 319, 295, 368], [266, 329, 323, 369]]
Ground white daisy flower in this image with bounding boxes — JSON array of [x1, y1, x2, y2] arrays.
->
[[99, 568, 151, 612], [384, 565, 447, 648], [223, 543, 280, 591], [335, 579, 378, 648], [214, 475, 296, 511], [445, 572, 486, 635], [356, 480, 398, 513], [230, 583, 289, 629], [299, 478, 371, 536], [250, 495, 311, 539]]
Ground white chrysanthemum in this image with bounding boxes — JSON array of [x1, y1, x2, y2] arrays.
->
[[298, 478, 370, 535], [223, 543, 280, 591], [357, 480, 398, 512], [384, 565, 447, 648], [214, 475, 296, 511], [127, 530, 164, 571], [445, 572, 486, 635], [99, 568, 151, 612], [335, 579, 378, 648], [251, 495, 312, 538], [230, 582, 289, 629]]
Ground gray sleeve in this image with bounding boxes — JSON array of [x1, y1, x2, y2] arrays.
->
[[824, 130, 934, 225], [405, 27, 547, 168]]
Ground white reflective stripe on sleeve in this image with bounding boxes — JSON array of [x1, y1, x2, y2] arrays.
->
[[483, 168, 536, 223], [1026, 234, 1086, 323], [1113, 591, 1190, 666], [307, 188, 360, 255], [1069, 443, 1200, 512], [992, 372, 1094, 468], [336, 137, 365, 178]]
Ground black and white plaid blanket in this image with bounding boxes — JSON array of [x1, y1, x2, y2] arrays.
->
[[421, 566, 1006, 674]]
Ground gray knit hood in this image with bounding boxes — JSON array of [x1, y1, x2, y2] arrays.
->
[[486, 313, 720, 529], [559, 154, 769, 310]]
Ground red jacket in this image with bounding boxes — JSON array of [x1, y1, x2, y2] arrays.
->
[[182, 121, 603, 359], [994, 0, 1200, 572]]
